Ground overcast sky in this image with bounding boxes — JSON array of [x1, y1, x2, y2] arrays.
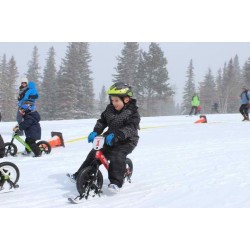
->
[[1, 42, 250, 104]]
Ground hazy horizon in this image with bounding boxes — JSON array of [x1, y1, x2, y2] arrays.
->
[[1, 42, 250, 104]]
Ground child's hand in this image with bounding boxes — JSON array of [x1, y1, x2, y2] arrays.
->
[[105, 133, 116, 146], [88, 132, 97, 143], [13, 125, 19, 132]]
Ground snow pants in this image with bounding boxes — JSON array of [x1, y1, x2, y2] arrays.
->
[[189, 106, 198, 115], [25, 137, 41, 156], [239, 104, 249, 118], [75, 143, 135, 188]]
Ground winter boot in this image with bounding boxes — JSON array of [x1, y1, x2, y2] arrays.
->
[[108, 184, 121, 192], [22, 151, 31, 156], [242, 115, 250, 121]]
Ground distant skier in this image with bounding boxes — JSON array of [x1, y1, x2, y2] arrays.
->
[[212, 102, 219, 113], [68, 82, 140, 192], [239, 87, 250, 121], [189, 93, 200, 115]]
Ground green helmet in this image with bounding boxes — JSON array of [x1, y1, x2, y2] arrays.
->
[[107, 82, 133, 97]]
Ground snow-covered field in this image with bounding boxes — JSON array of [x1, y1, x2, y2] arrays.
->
[[1, 113, 250, 208], [3, 113, 250, 250]]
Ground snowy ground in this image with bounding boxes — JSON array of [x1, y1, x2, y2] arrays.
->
[[1, 113, 250, 208]]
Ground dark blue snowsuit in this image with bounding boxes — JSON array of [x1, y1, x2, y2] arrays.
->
[[19, 110, 41, 156]]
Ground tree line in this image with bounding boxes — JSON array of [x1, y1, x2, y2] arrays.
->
[[182, 55, 250, 114], [0, 42, 249, 122]]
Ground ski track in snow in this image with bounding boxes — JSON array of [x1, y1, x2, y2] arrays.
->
[[1, 114, 250, 208]]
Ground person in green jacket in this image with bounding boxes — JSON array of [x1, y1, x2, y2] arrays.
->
[[189, 93, 200, 115]]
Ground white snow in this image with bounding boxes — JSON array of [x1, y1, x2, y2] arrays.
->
[[1, 113, 250, 208], [2, 114, 250, 250]]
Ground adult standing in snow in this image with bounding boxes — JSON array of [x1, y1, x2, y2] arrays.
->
[[16, 77, 29, 126], [239, 87, 250, 121], [68, 82, 140, 191], [16, 77, 40, 135], [189, 93, 200, 115], [212, 102, 219, 113]]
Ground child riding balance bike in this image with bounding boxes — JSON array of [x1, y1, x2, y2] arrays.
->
[[68, 82, 140, 203]]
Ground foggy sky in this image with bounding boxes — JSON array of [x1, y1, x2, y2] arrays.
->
[[1, 42, 250, 104]]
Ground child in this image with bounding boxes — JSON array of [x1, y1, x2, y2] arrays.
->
[[14, 102, 42, 157], [69, 82, 140, 191]]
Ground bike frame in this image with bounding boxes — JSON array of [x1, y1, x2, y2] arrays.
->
[[11, 132, 32, 152], [93, 136, 109, 171]]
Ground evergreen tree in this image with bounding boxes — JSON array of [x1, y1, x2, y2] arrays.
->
[[5, 56, 19, 121], [198, 68, 216, 113], [75, 42, 94, 118], [55, 42, 94, 119], [141, 43, 173, 116], [0, 55, 3, 114], [113, 42, 140, 87], [26, 46, 42, 84], [242, 57, 250, 89], [98, 85, 109, 113], [134, 50, 147, 114], [40, 47, 57, 120], [181, 59, 196, 115], [222, 57, 242, 113], [216, 68, 224, 113], [0, 55, 8, 121]]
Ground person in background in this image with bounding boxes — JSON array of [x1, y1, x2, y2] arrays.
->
[[16, 77, 29, 131], [212, 102, 219, 113], [16, 78, 40, 135], [189, 93, 200, 116], [239, 87, 250, 121]]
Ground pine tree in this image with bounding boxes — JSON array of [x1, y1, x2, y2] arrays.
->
[[5, 56, 19, 121], [26, 46, 42, 84], [0, 55, 8, 121], [134, 50, 147, 115], [216, 68, 224, 113], [55, 43, 94, 119], [0, 55, 3, 115], [98, 85, 109, 113], [181, 59, 196, 115], [26, 46, 42, 113], [222, 57, 242, 113], [198, 68, 216, 114], [75, 42, 94, 118], [40, 47, 57, 120], [242, 57, 250, 89], [140, 43, 173, 116], [113, 42, 140, 87]]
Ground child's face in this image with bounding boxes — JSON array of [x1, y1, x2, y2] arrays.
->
[[111, 96, 129, 111]]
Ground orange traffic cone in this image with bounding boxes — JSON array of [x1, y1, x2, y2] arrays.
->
[[194, 115, 207, 124], [48, 132, 65, 148]]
